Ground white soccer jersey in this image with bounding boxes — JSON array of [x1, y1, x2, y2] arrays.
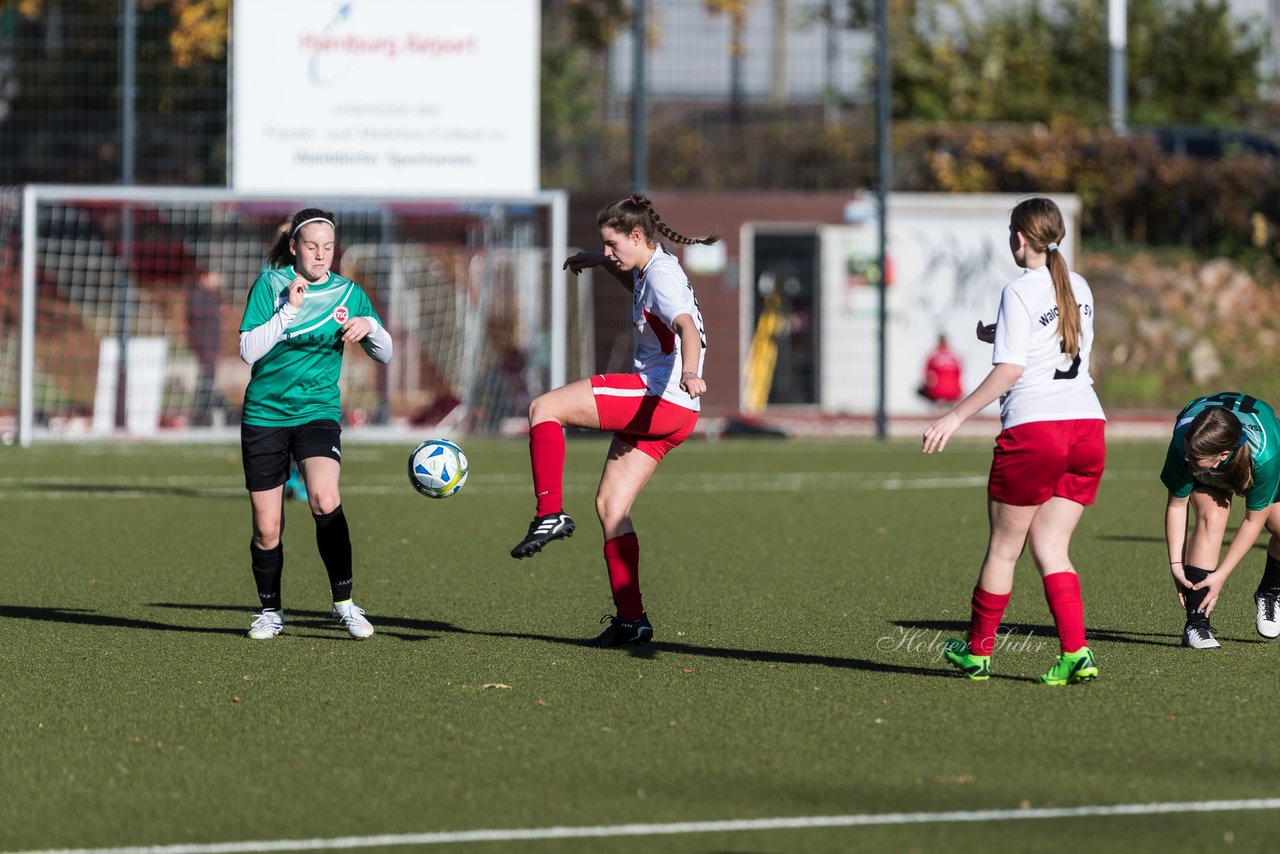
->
[[630, 245, 706, 410], [991, 266, 1105, 429]]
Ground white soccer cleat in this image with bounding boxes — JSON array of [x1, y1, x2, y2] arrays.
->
[[332, 600, 375, 639], [247, 609, 284, 640], [1255, 591, 1280, 639], [1182, 619, 1221, 650]]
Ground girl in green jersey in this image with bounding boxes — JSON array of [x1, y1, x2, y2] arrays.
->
[[1161, 392, 1280, 648], [237, 208, 394, 640]]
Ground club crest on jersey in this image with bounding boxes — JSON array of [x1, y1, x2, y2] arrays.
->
[[333, 306, 349, 324]]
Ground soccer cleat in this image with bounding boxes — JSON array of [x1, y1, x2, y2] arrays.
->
[[588, 613, 654, 647], [510, 512, 576, 558], [1037, 646, 1099, 686], [247, 609, 284, 640], [1255, 590, 1280, 639], [332, 600, 375, 639], [1182, 619, 1221, 649], [942, 638, 990, 681]]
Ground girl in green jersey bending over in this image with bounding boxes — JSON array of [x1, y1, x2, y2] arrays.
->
[[1161, 392, 1280, 649], [237, 208, 393, 640]]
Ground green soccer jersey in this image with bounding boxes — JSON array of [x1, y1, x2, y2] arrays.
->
[[1159, 392, 1280, 511], [239, 267, 382, 427]]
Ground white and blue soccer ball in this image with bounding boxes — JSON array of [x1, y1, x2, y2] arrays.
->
[[408, 439, 469, 499]]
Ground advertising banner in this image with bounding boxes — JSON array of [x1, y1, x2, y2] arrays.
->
[[232, 0, 539, 194]]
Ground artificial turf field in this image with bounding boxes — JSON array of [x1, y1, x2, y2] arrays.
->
[[3, 436, 1279, 854]]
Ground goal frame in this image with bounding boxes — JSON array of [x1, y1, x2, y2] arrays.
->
[[17, 184, 569, 447]]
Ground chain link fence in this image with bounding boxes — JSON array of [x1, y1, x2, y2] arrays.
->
[[0, 1, 875, 191]]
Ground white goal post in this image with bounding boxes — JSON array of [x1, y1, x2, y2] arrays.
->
[[8, 185, 573, 446]]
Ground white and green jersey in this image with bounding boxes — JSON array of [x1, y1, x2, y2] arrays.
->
[[1160, 392, 1280, 511], [239, 267, 383, 427]]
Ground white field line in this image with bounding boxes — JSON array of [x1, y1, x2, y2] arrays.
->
[[12, 798, 1280, 854], [0, 470, 1154, 500]]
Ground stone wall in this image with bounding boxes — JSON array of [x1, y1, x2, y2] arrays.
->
[[1085, 253, 1280, 409]]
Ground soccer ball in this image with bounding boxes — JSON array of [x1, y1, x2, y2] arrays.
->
[[408, 439, 469, 499]]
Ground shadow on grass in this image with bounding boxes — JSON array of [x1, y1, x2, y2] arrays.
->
[[1097, 532, 1268, 550], [0, 604, 244, 635], [894, 619, 1269, 647], [144, 602, 979, 681], [6, 601, 1076, 680], [148, 602, 462, 640], [466, 628, 994, 680], [20, 482, 241, 500]]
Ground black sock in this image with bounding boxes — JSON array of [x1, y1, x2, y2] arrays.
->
[[1184, 564, 1212, 622], [315, 505, 353, 602], [250, 542, 283, 611], [1260, 554, 1280, 595]]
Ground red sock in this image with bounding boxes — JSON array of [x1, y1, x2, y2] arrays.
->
[[529, 421, 565, 516], [604, 533, 643, 622], [1043, 571, 1086, 653], [968, 586, 1011, 657]]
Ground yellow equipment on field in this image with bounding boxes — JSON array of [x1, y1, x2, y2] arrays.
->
[[743, 291, 783, 414]]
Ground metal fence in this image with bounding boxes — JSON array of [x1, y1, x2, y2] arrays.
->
[[0, 1, 874, 191]]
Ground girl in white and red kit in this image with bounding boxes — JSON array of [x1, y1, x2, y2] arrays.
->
[[509, 194, 715, 647], [923, 196, 1106, 685]]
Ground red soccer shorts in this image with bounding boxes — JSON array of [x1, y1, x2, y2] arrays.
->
[[591, 373, 698, 462], [988, 418, 1106, 506]]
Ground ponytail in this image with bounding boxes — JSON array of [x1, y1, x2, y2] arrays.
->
[[1047, 250, 1081, 359], [1224, 441, 1255, 496], [1010, 196, 1078, 358], [598, 194, 719, 247]]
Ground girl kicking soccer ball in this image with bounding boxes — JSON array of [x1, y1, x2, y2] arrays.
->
[[508, 194, 713, 647], [1160, 392, 1280, 649]]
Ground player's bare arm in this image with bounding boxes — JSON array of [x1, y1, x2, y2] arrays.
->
[[1164, 493, 1192, 607], [672, 312, 706, 399], [922, 362, 1023, 454], [1192, 508, 1269, 616], [563, 252, 632, 290]]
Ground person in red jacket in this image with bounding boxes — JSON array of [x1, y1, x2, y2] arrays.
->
[[918, 334, 963, 405]]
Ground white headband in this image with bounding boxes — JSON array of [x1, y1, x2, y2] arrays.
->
[[292, 216, 335, 237]]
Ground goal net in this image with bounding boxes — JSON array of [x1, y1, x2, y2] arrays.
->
[[2, 186, 577, 445]]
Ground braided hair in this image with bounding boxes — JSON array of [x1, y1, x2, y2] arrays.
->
[[597, 194, 719, 247]]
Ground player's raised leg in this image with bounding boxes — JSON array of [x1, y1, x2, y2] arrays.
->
[[511, 378, 600, 559]]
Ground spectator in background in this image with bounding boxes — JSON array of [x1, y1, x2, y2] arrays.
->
[[187, 267, 228, 426], [918, 333, 963, 407]]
